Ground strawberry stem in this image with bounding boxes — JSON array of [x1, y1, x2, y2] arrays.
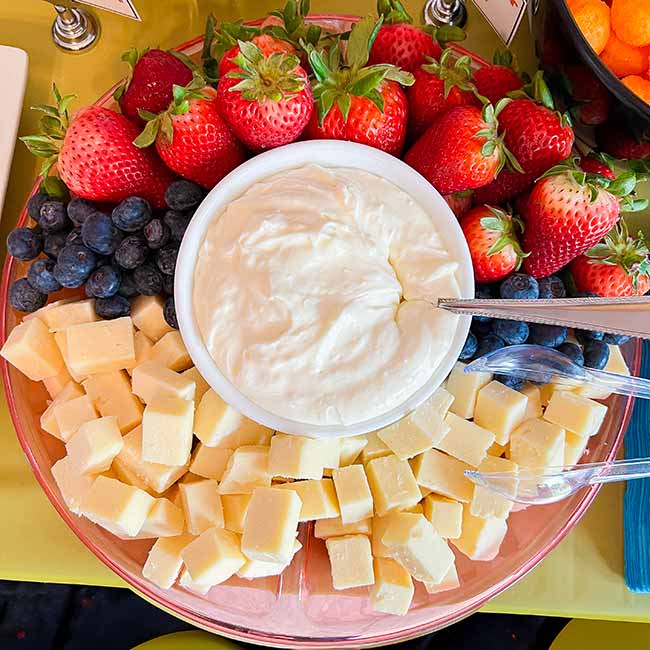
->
[[481, 206, 529, 269], [376, 0, 412, 24], [421, 49, 476, 99]]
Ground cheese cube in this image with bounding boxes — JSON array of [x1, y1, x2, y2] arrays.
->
[[359, 432, 391, 463], [1, 317, 64, 381], [237, 540, 301, 579], [51, 456, 95, 514], [509, 418, 566, 470], [382, 513, 454, 583], [131, 360, 196, 404], [538, 382, 559, 406], [40, 298, 98, 331], [451, 506, 508, 561], [23, 298, 73, 323], [565, 432, 589, 466], [64, 317, 135, 376], [378, 414, 449, 461], [371, 513, 402, 558], [40, 381, 85, 438], [332, 465, 373, 523], [317, 439, 341, 470], [43, 365, 73, 399], [54, 331, 85, 382], [222, 494, 251, 533], [410, 449, 474, 503], [278, 478, 340, 521], [422, 495, 463, 539], [131, 295, 174, 341], [423, 563, 460, 593], [150, 331, 192, 371], [576, 344, 628, 398], [339, 435, 368, 466], [404, 503, 423, 514], [219, 446, 271, 494], [82, 370, 143, 433], [178, 567, 212, 595], [487, 441, 508, 457], [66, 416, 123, 474], [181, 527, 245, 586], [189, 444, 233, 481], [370, 557, 414, 616], [143, 533, 194, 588], [446, 362, 492, 419], [326, 534, 375, 590], [470, 455, 517, 519], [474, 381, 529, 445], [314, 516, 372, 539], [141, 397, 194, 466], [227, 420, 273, 448], [194, 389, 240, 447], [181, 366, 210, 401], [53, 394, 99, 442], [413, 386, 455, 424], [126, 330, 154, 375], [544, 391, 608, 438], [179, 479, 224, 535], [437, 413, 495, 467], [137, 497, 184, 538], [521, 384, 543, 420], [365, 454, 420, 516], [269, 434, 325, 480], [80, 475, 155, 537]]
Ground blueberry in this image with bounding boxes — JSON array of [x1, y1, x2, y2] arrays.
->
[[603, 333, 631, 345], [86, 265, 121, 298], [117, 272, 139, 298], [43, 232, 68, 260], [163, 210, 191, 242], [66, 230, 83, 246], [471, 318, 493, 337], [53, 244, 97, 288], [27, 259, 62, 294], [500, 273, 539, 299], [538, 275, 566, 299], [81, 212, 123, 255], [583, 339, 610, 370], [111, 196, 152, 232], [165, 180, 204, 211], [9, 278, 47, 313], [7, 227, 43, 261], [475, 334, 505, 358], [162, 273, 174, 295], [114, 235, 148, 270], [495, 374, 525, 391], [473, 285, 494, 322], [528, 323, 567, 347], [134, 263, 163, 295], [38, 200, 70, 233], [557, 342, 584, 366], [459, 331, 478, 360], [492, 319, 529, 345], [27, 192, 49, 221], [575, 329, 605, 344], [156, 245, 178, 276], [164, 296, 178, 329], [67, 198, 97, 228], [95, 295, 131, 319], [143, 218, 170, 250]]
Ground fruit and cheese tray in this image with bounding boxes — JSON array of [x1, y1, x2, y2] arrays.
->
[[0, 2, 645, 645]]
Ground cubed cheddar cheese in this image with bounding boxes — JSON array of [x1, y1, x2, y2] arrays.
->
[[377, 414, 449, 461], [131, 360, 196, 403], [179, 479, 224, 535], [66, 416, 123, 474], [269, 434, 326, 480], [446, 362, 492, 419], [40, 381, 85, 438], [181, 366, 210, 401], [131, 295, 174, 341], [51, 456, 95, 514], [137, 497, 184, 538], [143, 533, 195, 588], [43, 365, 73, 399], [509, 418, 566, 471], [189, 444, 233, 481], [404, 503, 423, 514], [40, 298, 98, 331], [470, 455, 517, 519], [338, 435, 368, 466], [222, 494, 251, 533], [181, 527, 245, 586], [326, 534, 375, 590], [521, 384, 543, 420], [487, 441, 508, 458], [178, 567, 212, 594], [332, 464, 373, 523], [141, 397, 194, 466], [410, 449, 474, 503], [317, 439, 341, 470], [126, 330, 154, 375], [371, 513, 401, 558], [82, 370, 143, 433], [53, 394, 99, 442], [193, 389, 239, 446], [238, 540, 302, 579], [277, 478, 340, 521], [544, 391, 608, 438], [576, 345, 629, 399], [359, 432, 391, 464], [422, 495, 463, 539], [150, 331, 192, 371], [219, 446, 271, 494], [451, 506, 508, 561], [370, 557, 414, 616], [314, 516, 372, 539], [413, 386, 455, 424], [23, 298, 73, 323], [437, 413, 495, 467], [565, 432, 590, 466], [474, 381, 529, 445], [54, 331, 86, 382], [423, 563, 460, 594], [365, 454, 420, 516]]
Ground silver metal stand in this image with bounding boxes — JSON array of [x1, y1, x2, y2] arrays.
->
[[51, 4, 100, 52], [423, 0, 468, 28]]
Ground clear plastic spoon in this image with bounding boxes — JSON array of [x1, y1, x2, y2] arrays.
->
[[464, 344, 650, 399], [465, 458, 650, 505]]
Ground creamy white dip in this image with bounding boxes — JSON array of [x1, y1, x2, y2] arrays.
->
[[193, 165, 460, 426]]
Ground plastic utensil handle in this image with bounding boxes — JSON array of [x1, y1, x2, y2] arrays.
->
[[586, 457, 650, 485], [587, 368, 650, 400]]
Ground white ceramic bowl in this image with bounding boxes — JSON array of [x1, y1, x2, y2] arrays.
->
[[175, 140, 474, 437]]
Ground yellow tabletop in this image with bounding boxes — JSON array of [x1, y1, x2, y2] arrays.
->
[[1, 0, 649, 624]]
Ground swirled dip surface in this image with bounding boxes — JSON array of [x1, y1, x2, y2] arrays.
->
[[193, 165, 460, 425]]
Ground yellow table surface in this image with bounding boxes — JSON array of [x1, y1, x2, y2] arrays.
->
[[1, 0, 649, 624]]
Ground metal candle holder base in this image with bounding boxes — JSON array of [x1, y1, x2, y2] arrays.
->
[[51, 4, 100, 52], [423, 0, 468, 28]]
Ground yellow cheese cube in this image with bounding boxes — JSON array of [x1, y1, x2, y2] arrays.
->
[[446, 361, 492, 419], [314, 516, 372, 539], [544, 391, 608, 438], [422, 495, 463, 539], [131, 295, 174, 341], [332, 464, 373, 523], [339, 435, 368, 466], [41, 298, 98, 331], [326, 534, 375, 590], [565, 432, 589, 466], [278, 478, 340, 521], [371, 513, 402, 558], [126, 330, 154, 375], [64, 317, 135, 376], [82, 370, 143, 433], [137, 497, 184, 538], [423, 563, 460, 594], [382, 513, 454, 583], [538, 382, 555, 406], [179, 478, 224, 535], [269, 434, 326, 480], [189, 444, 233, 481], [370, 557, 414, 616], [23, 298, 73, 323], [40, 381, 85, 438], [181, 366, 210, 401], [470, 455, 517, 519], [178, 567, 212, 595], [437, 413, 495, 467], [414, 386, 455, 422], [228, 420, 273, 448], [194, 389, 242, 447], [53, 394, 99, 442], [451, 506, 508, 561], [80, 475, 155, 537], [575, 343, 628, 398], [181, 527, 245, 586], [404, 503, 423, 514], [51, 456, 95, 514], [150, 331, 192, 371], [241, 487, 302, 563], [54, 330, 86, 382], [219, 446, 271, 494], [487, 441, 508, 457], [43, 365, 73, 399], [359, 432, 392, 464], [509, 418, 565, 470], [365, 454, 420, 516], [1, 317, 65, 381], [142, 533, 194, 588], [237, 540, 301, 579], [317, 439, 341, 470], [222, 494, 251, 533], [410, 449, 474, 503], [378, 413, 449, 461], [142, 397, 194, 466], [521, 383, 543, 420], [66, 416, 123, 474], [131, 360, 196, 404], [474, 381, 529, 445]]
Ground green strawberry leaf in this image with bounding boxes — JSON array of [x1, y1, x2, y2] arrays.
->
[[347, 16, 383, 69], [492, 49, 514, 68], [133, 116, 161, 148], [377, 0, 412, 25], [435, 25, 466, 46], [349, 67, 388, 96], [608, 170, 636, 197], [309, 50, 330, 82], [337, 93, 352, 122], [480, 216, 505, 232], [306, 24, 321, 45], [621, 197, 649, 212], [41, 175, 69, 201], [366, 88, 385, 112]]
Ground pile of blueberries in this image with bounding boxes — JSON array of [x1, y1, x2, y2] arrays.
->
[[459, 272, 630, 390], [6, 179, 206, 328]]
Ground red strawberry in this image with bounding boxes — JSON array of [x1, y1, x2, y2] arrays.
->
[[22, 87, 174, 208], [115, 48, 193, 125], [134, 75, 245, 190], [461, 205, 527, 283], [217, 41, 313, 152], [407, 49, 480, 141], [472, 168, 536, 206], [563, 64, 611, 126], [570, 222, 650, 296], [444, 191, 473, 218], [578, 155, 615, 180], [303, 17, 414, 156], [220, 34, 298, 78], [596, 120, 650, 159], [472, 50, 523, 104]]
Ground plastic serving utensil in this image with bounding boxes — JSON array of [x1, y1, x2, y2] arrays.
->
[[465, 458, 650, 505], [464, 344, 650, 399]]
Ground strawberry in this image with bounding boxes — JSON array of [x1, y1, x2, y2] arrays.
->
[[562, 64, 611, 126], [404, 101, 518, 195], [578, 154, 615, 180], [596, 120, 650, 159], [444, 191, 473, 218], [472, 50, 523, 104], [114, 48, 193, 125], [21, 86, 174, 209], [407, 49, 480, 141], [217, 41, 313, 152], [570, 222, 650, 296], [461, 205, 527, 283], [134, 74, 245, 190], [303, 17, 414, 156], [220, 34, 298, 78], [472, 168, 536, 206]]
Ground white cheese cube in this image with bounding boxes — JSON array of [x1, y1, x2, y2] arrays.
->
[[371, 513, 402, 558], [413, 386, 455, 424], [521, 383, 543, 420], [43, 365, 73, 399], [66, 416, 123, 474], [332, 464, 373, 523], [423, 563, 460, 593], [141, 397, 194, 466], [474, 381, 529, 445], [126, 330, 154, 375], [317, 439, 341, 470], [410, 449, 474, 503], [365, 454, 420, 516], [40, 298, 98, 331], [189, 444, 233, 481], [451, 506, 508, 561], [509, 418, 566, 471], [193, 388, 239, 446], [150, 331, 192, 371], [237, 540, 301, 579], [51, 456, 95, 514], [370, 557, 414, 616], [54, 331, 86, 383], [222, 494, 251, 533], [326, 534, 375, 590], [359, 432, 392, 463], [181, 366, 210, 401], [565, 432, 589, 466], [544, 391, 608, 438], [82, 370, 143, 433], [422, 495, 463, 539], [437, 413, 495, 467], [137, 497, 184, 538], [470, 455, 517, 519], [277, 478, 340, 521], [446, 361, 492, 419], [218, 446, 271, 494], [179, 478, 224, 535], [142, 533, 194, 588], [378, 414, 449, 461], [314, 516, 372, 539], [131, 360, 196, 403], [178, 567, 212, 595], [53, 394, 99, 442], [339, 435, 368, 466], [181, 527, 245, 586], [40, 381, 85, 438], [131, 295, 173, 341], [269, 433, 326, 480]]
